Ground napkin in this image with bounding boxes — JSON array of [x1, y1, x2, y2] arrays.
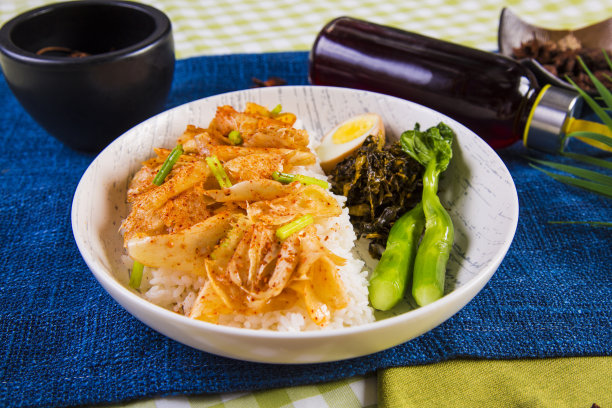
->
[[378, 357, 611, 407], [0, 51, 610, 407]]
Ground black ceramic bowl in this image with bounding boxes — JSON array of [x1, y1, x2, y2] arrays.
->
[[0, 0, 175, 152]]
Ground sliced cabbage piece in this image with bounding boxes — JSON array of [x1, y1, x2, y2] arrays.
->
[[122, 160, 210, 240], [248, 184, 342, 225], [126, 212, 235, 274], [204, 179, 298, 203]]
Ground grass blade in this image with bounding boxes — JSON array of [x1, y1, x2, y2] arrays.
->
[[566, 76, 612, 131], [529, 158, 612, 186], [565, 131, 612, 148], [561, 152, 612, 170], [529, 164, 612, 198], [604, 49, 612, 70], [576, 56, 612, 111], [549, 220, 612, 227]]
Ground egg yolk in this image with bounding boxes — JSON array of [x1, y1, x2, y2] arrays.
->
[[332, 118, 375, 144]]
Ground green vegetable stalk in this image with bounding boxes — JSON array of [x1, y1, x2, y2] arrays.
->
[[368, 202, 425, 310], [400, 123, 454, 306]]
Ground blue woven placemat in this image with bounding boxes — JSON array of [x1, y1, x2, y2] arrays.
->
[[0, 52, 610, 407]]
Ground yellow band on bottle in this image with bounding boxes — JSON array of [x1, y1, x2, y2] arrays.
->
[[522, 84, 551, 148]]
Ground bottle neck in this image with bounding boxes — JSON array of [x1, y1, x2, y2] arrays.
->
[[522, 85, 582, 153]]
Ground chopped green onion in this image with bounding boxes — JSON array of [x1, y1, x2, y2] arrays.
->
[[205, 155, 232, 188], [270, 104, 282, 116], [228, 130, 243, 145], [272, 171, 329, 189], [129, 260, 145, 289], [152, 144, 183, 186], [276, 214, 314, 240]]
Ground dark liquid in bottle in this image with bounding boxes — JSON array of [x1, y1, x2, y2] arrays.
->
[[309, 17, 540, 149]]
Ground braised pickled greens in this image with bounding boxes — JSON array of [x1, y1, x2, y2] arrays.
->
[[328, 135, 423, 258]]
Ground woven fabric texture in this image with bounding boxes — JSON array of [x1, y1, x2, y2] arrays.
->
[[0, 52, 610, 408]]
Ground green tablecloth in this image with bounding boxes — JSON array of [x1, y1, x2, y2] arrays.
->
[[1, 1, 610, 407]]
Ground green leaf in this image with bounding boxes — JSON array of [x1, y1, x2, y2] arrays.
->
[[529, 158, 612, 187], [561, 152, 612, 170], [529, 164, 612, 198], [565, 131, 612, 148], [400, 122, 453, 173]]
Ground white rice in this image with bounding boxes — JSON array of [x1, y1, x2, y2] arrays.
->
[[129, 126, 375, 331]]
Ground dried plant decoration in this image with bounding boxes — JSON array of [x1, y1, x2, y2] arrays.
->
[[498, 7, 612, 94]]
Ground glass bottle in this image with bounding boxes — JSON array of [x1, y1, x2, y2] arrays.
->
[[309, 16, 582, 152]]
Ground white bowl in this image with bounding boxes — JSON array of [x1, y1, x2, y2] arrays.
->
[[72, 86, 518, 364]]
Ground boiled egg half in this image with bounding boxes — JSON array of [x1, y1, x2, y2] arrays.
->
[[316, 113, 385, 173]]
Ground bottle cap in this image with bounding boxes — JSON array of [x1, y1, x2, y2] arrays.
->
[[523, 85, 582, 153]]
